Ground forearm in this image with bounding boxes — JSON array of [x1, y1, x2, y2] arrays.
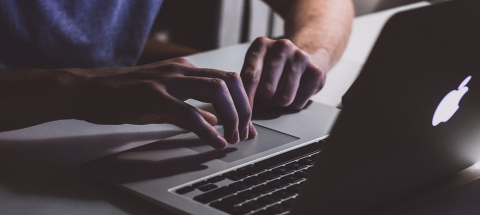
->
[[0, 69, 82, 131], [265, 0, 354, 72]]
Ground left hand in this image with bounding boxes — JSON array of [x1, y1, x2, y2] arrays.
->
[[240, 37, 326, 111]]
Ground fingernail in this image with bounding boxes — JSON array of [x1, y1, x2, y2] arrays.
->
[[249, 122, 258, 138], [217, 135, 227, 150], [233, 130, 240, 143], [241, 127, 248, 141]]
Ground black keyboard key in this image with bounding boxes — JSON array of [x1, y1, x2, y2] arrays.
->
[[175, 186, 195, 194], [282, 198, 295, 207], [266, 179, 290, 189], [245, 176, 267, 185], [286, 162, 307, 170], [229, 181, 253, 191], [253, 199, 270, 208], [230, 206, 252, 215], [258, 194, 282, 205], [207, 176, 225, 183], [223, 171, 248, 181], [279, 175, 303, 184], [255, 141, 321, 169], [272, 189, 296, 199], [193, 186, 236, 204], [293, 171, 307, 179], [210, 201, 235, 213], [298, 157, 315, 165], [192, 180, 209, 188], [258, 171, 281, 180], [238, 190, 262, 200], [223, 195, 247, 205], [272, 166, 295, 175], [198, 184, 218, 192], [253, 184, 276, 194], [266, 204, 290, 214], [286, 184, 302, 193], [243, 200, 265, 210], [238, 165, 265, 175]]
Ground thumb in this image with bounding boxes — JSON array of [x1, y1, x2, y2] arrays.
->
[[198, 108, 218, 126]]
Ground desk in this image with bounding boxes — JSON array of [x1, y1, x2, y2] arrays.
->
[[0, 2, 431, 215]]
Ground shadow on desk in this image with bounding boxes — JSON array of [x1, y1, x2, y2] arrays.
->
[[83, 138, 237, 184], [0, 129, 186, 215]]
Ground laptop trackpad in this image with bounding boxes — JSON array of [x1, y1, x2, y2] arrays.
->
[[187, 125, 299, 163]]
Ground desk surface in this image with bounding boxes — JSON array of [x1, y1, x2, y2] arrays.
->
[[0, 3, 432, 215]]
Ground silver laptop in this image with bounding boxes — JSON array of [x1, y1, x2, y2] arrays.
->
[[82, 96, 341, 215], [83, 0, 480, 214]]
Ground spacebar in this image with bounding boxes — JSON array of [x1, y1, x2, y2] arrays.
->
[[254, 141, 322, 169]]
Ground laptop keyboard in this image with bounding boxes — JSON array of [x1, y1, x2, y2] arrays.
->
[[174, 139, 325, 215]]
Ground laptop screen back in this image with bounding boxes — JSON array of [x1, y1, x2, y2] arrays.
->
[[293, 0, 480, 214]]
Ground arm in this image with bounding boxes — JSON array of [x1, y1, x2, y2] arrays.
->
[[0, 58, 257, 148], [265, 0, 354, 71], [240, 0, 354, 111]]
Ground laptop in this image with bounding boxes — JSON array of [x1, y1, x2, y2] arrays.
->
[[83, 0, 480, 214], [292, 0, 480, 214]]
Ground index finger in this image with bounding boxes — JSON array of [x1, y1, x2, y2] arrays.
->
[[240, 37, 272, 109]]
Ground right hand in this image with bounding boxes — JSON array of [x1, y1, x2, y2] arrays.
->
[[71, 58, 257, 149]]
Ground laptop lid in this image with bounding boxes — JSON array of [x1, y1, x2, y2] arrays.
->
[[293, 0, 480, 214]]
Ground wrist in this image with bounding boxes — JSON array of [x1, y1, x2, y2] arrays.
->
[[53, 68, 91, 120], [309, 48, 333, 73], [288, 35, 334, 73]]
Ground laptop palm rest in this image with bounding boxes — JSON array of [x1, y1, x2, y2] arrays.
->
[[188, 126, 299, 163], [83, 125, 299, 184]]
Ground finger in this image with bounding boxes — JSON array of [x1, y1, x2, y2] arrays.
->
[[240, 37, 272, 109], [248, 121, 258, 139], [290, 64, 326, 110], [167, 76, 240, 144], [256, 39, 293, 106], [184, 69, 252, 141], [273, 50, 308, 107], [163, 96, 228, 150], [198, 109, 218, 126]]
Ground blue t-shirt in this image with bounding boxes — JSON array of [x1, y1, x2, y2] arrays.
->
[[0, 0, 163, 69]]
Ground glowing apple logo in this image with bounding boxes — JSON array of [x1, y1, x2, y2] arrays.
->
[[432, 76, 471, 126]]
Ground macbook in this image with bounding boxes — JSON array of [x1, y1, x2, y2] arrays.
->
[[83, 0, 480, 214]]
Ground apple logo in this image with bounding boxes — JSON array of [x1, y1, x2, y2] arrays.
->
[[432, 76, 471, 126]]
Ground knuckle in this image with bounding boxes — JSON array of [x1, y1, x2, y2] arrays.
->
[[225, 72, 241, 83], [163, 63, 184, 72], [294, 50, 309, 63], [211, 78, 228, 91], [247, 50, 264, 60], [241, 68, 260, 83], [249, 37, 269, 55], [254, 36, 269, 46], [173, 57, 191, 65], [259, 83, 275, 97], [309, 68, 326, 91], [270, 40, 293, 58], [276, 39, 293, 50], [138, 81, 159, 92], [277, 95, 292, 106], [314, 67, 325, 79], [244, 106, 253, 118]]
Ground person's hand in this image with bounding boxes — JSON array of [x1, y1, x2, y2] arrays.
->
[[240, 37, 326, 111], [71, 58, 257, 149]]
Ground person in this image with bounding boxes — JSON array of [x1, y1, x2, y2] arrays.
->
[[0, 0, 354, 150]]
